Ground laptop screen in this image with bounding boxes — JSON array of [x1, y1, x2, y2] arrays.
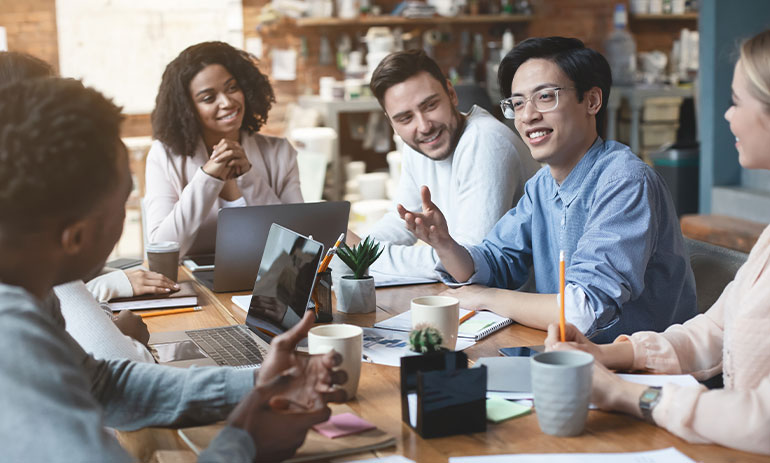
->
[[245, 223, 323, 337]]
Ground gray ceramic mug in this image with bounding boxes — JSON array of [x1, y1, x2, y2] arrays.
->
[[531, 350, 594, 436]]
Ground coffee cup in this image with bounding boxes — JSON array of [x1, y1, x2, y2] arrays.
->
[[145, 241, 180, 282], [530, 350, 594, 436], [410, 296, 459, 350], [308, 324, 362, 400]]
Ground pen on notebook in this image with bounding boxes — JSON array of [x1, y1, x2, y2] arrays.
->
[[559, 250, 566, 342], [317, 232, 345, 274], [140, 306, 202, 318], [459, 310, 477, 325]]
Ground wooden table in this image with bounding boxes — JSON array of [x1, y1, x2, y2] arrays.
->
[[118, 269, 766, 462]]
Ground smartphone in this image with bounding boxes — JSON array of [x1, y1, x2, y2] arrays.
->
[[182, 254, 216, 272], [106, 257, 143, 270], [498, 345, 543, 357]]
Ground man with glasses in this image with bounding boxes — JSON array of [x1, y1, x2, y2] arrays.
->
[[400, 37, 697, 342], [345, 49, 539, 280]]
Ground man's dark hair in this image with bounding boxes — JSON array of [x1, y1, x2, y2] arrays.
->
[[151, 41, 275, 157], [370, 49, 449, 107], [0, 51, 54, 83], [0, 78, 123, 227], [498, 37, 612, 135]]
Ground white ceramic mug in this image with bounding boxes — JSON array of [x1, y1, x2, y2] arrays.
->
[[308, 324, 363, 399], [530, 351, 594, 436], [410, 296, 460, 350]]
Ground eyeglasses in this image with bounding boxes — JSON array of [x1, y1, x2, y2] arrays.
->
[[499, 87, 575, 120]]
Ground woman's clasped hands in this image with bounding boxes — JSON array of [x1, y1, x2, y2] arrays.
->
[[203, 138, 252, 181]]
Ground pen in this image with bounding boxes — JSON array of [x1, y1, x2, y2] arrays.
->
[[459, 310, 476, 325], [317, 232, 345, 274], [140, 306, 202, 318], [559, 250, 566, 342]]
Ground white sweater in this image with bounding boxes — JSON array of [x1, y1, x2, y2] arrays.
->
[[55, 281, 154, 363], [367, 106, 540, 279]]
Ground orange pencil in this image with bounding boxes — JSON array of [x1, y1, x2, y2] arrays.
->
[[559, 250, 566, 342], [459, 310, 476, 325], [140, 306, 201, 318], [317, 232, 345, 273]]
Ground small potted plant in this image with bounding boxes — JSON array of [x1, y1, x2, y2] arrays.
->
[[334, 236, 383, 313], [408, 324, 447, 354]]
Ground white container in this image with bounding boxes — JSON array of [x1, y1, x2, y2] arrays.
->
[[345, 160, 366, 181], [290, 127, 337, 163], [357, 172, 388, 200], [319, 76, 336, 101], [290, 127, 337, 201], [386, 150, 402, 186], [344, 78, 364, 100]]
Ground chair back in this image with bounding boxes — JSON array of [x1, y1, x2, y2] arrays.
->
[[685, 238, 748, 313]]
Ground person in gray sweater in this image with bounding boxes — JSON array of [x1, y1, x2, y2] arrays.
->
[[0, 77, 347, 462]]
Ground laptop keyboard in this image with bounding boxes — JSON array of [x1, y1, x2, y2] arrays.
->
[[186, 325, 267, 367]]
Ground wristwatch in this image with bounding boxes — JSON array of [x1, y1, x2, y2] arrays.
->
[[639, 386, 662, 423]]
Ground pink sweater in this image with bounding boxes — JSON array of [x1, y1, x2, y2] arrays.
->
[[144, 132, 303, 257], [617, 224, 770, 455]]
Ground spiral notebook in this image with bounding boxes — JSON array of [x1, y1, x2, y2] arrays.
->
[[373, 308, 513, 341]]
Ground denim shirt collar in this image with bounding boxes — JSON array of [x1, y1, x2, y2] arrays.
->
[[548, 136, 604, 206]]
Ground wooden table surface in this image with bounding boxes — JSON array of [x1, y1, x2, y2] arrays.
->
[[118, 268, 766, 462]]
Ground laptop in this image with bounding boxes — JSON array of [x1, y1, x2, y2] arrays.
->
[[195, 201, 350, 292], [148, 224, 324, 368]]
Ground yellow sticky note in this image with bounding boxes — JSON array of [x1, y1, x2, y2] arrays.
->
[[486, 397, 532, 423]]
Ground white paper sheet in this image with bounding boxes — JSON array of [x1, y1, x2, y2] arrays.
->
[[485, 373, 700, 403], [448, 447, 695, 463], [362, 327, 475, 367], [231, 295, 250, 312], [334, 455, 415, 463], [370, 270, 438, 288]]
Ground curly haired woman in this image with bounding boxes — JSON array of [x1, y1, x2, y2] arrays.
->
[[145, 42, 303, 256]]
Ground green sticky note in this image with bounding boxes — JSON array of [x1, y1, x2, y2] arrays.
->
[[459, 319, 494, 334], [486, 397, 532, 423]]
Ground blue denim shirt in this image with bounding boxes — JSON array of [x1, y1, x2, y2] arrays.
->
[[447, 138, 697, 343]]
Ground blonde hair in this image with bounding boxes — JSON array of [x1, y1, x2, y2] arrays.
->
[[740, 29, 770, 110]]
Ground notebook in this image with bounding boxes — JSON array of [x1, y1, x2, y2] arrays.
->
[[177, 404, 395, 463], [373, 308, 513, 341], [106, 281, 198, 312]]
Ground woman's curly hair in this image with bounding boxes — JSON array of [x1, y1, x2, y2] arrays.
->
[[151, 41, 275, 157]]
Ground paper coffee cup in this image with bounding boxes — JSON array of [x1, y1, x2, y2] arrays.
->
[[308, 324, 362, 400], [145, 241, 180, 282], [410, 296, 460, 350]]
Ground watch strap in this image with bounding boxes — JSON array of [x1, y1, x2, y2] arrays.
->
[[639, 386, 662, 423]]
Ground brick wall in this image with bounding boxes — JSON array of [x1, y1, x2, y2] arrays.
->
[[1, 0, 695, 138], [0, 0, 59, 72]]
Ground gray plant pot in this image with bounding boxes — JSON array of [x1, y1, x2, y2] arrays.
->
[[336, 275, 376, 313]]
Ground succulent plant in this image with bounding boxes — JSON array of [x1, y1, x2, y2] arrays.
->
[[408, 324, 446, 353], [336, 236, 383, 279]]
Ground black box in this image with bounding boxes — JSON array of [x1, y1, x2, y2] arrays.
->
[[400, 351, 487, 438]]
